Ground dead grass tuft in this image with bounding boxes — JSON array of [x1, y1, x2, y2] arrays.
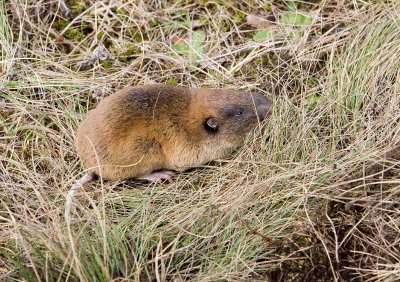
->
[[1, 0, 399, 281]]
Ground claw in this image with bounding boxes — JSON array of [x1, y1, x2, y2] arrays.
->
[[137, 170, 176, 183]]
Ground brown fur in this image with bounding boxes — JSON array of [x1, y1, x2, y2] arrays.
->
[[76, 84, 271, 181]]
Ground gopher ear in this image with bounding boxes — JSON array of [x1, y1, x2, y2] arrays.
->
[[204, 117, 218, 133], [206, 118, 218, 129]]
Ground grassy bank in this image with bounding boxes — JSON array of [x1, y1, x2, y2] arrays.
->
[[1, 1, 399, 281]]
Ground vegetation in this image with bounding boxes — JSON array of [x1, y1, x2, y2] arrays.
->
[[1, 0, 399, 281]]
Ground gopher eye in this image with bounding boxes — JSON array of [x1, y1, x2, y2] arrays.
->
[[236, 111, 243, 116]]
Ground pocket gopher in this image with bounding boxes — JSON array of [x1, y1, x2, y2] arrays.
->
[[75, 84, 272, 182]]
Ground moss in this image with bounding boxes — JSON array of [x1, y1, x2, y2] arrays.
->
[[96, 31, 105, 41], [81, 23, 93, 35], [53, 19, 91, 42], [200, 16, 211, 26], [66, 0, 87, 14], [64, 27, 85, 41], [110, 6, 118, 14], [101, 60, 113, 69], [104, 38, 114, 48], [148, 17, 159, 28], [233, 10, 246, 24], [126, 29, 144, 43], [166, 77, 177, 86], [118, 45, 140, 62], [199, 0, 208, 6], [264, 2, 272, 12], [220, 25, 228, 33], [294, 235, 311, 248], [54, 19, 70, 32]]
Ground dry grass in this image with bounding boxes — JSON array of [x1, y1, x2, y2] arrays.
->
[[1, 0, 399, 281]]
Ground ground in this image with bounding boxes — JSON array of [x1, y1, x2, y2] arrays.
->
[[0, 0, 399, 281]]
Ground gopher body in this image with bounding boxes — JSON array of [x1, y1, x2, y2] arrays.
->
[[76, 84, 271, 181]]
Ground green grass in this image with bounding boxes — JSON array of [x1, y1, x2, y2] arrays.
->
[[1, 1, 400, 281]]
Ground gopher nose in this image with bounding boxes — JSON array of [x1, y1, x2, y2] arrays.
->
[[252, 92, 272, 120]]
